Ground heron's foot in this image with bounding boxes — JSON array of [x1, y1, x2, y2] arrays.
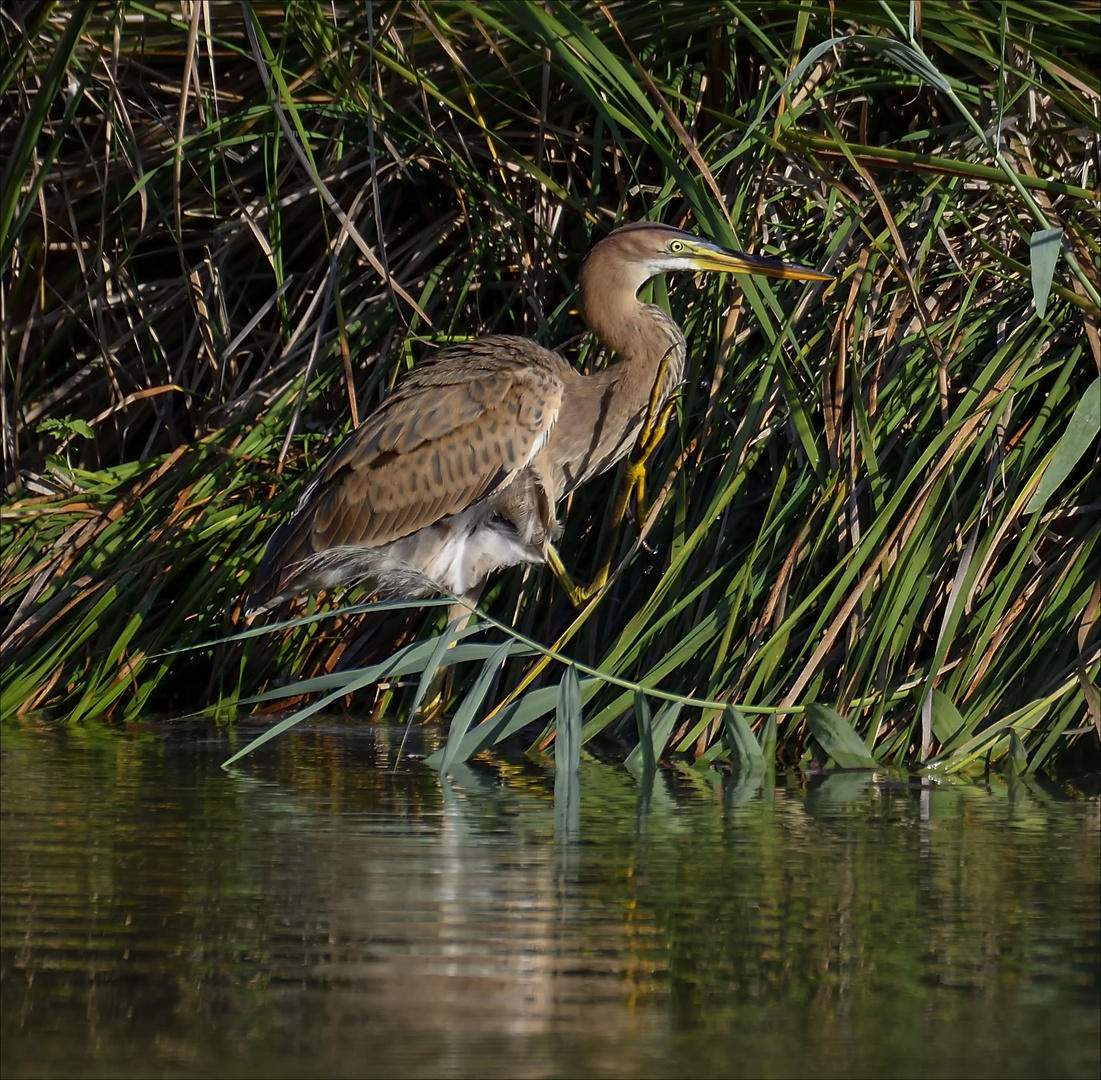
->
[[546, 544, 609, 608], [614, 396, 678, 528], [611, 459, 646, 528]]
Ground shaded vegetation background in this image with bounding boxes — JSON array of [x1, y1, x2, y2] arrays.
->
[[1, 0, 1098, 771]]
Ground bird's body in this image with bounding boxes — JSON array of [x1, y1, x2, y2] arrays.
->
[[246, 222, 829, 616], [249, 336, 568, 607]]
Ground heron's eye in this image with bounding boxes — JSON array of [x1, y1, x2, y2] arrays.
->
[[669, 240, 684, 253]]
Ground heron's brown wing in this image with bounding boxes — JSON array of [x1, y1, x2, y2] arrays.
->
[[304, 338, 566, 550]]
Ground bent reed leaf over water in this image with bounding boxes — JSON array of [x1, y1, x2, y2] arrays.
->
[[1, 2, 1097, 772]]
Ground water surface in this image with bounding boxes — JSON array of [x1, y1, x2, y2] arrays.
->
[[2, 719, 1098, 1078]]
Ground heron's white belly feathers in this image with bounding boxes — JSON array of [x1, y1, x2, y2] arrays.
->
[[279, 477, 555, 607], [370, 502, 547, 599], [416, 522, 538, 596]]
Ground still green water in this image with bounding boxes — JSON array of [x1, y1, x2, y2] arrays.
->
[[1, 719, 1098, 1079]]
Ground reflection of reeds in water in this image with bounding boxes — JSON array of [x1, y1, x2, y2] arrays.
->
[[1, 4, 1097, 774], [3, 727, 1098, 1076], [301, 826, 663, 1036]]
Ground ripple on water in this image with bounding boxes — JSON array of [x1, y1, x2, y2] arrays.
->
[[2, 721, 1098, 1078]]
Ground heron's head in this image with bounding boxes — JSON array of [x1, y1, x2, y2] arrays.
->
[[581, 221, 832, 300]]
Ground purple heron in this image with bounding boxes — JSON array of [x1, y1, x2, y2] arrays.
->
[[245, 222, 830, 617]]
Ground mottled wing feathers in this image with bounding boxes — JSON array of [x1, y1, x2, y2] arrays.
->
[[297, 336, 565, 552]]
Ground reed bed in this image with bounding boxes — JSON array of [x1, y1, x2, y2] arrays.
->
[[2, 1, 1098, 774]]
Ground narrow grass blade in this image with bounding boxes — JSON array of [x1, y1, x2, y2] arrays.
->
[[931, 689, 965, 746], [1006, 730, 1029, 779], [624, 695, 682, 777], [437, 640, 513, 776], [625, 689, 655, 776], [1025, 376, 1100, 513], [805, 704, 878, 770], [408, 616, 463, 720], [422, 677, 599, 770], [554, 665, 582, 840], [221, 637, 441, 767], [1, 3, 95, 258], [722, 707, 766, 772], [177, 598, 457, 654], [651, 703, 683, 762], [221, 707, 328, 770], [855, 35, 951, 92], [759, 715, 778, 760], [235, 633, 503, 705], [1029, 227, 1063, 319]]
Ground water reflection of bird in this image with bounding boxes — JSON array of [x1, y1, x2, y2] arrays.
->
[[246, 221, 830, 617]]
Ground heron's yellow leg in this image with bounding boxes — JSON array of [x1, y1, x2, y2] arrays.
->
[[615, 395, 677, 527], [546, 543, 607, 607], [545, 397, 670, 607], [546, 349, 679, 609], [612, 346, 678, 527], [548, 399, 676, 609]]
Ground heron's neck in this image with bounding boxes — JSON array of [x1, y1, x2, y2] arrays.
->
[[578, 256, 687, 395], [551, 268, 687, 492], [540, 248, 689, 494]]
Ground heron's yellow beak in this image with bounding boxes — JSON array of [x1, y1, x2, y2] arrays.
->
[[686, 239, 833, 282]]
